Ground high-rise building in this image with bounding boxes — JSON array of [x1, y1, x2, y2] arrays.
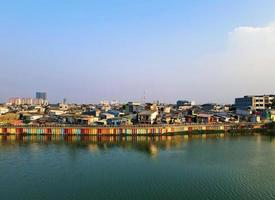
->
[[235, 95, 275, 110], [63, 98, 67, 104], [36, 92, 47, 100], [7, 97, 45, 105]]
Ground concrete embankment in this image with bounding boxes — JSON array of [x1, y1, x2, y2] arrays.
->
[[0, 123, 262, 136]]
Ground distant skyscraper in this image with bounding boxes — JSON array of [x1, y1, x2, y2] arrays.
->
[[36, 92, 47, 100], [63, 98, 67, 104]]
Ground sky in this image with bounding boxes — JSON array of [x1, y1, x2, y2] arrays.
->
[[0, 0, 275, 104]]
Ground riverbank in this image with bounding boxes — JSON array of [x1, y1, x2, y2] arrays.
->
[[0, 124, 228, 135], [0, 123, 271, 136]]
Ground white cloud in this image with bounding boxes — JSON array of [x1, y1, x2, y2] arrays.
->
[[192, 22, 275, 103], [229, 23, 275, 59]]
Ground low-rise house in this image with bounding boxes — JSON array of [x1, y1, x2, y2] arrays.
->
[[90, 109, 101, 117], [170, 112, 185, 124], [34, 106, 45, 113], [65, 115, 75, 124], [161, 113, 171, 124], [177, 100, 193, 111], [216, 115, 230, 122], [26, 106, 45, 114], [0, 113, 20, 125], [163, 106, 171, 114], [33, 116, 60, 125], [0, 107, 9, 114], [108, 110, 124, 117], [145, 103, 158, 111], [30, 114, 44, 121], [95, 119, 107, 126], [185, 115, 196, 123], [250, 115, 261, 123], [185, 113, 217, 123], [201, 103, 216, 111], [124, 114, 137, 124], [20, 113, 44, 123], [214, 113, 231, 122], [229, 115, 239, 123], [100, 113, 115, 120], [196, 114, 217, 123], [100, 103, 111, 112], [59, 103, 69, 111], [107, 117, 132, 126], [76, 115, 99, 125], [124, 102, 142, 114], [171, 117, 183, 124], [236, 109, 252, 117], [49, 109, 65, 116], [137, 110, 158, 124]]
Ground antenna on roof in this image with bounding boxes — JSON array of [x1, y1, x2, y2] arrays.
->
[[143, 90, 146, 104]]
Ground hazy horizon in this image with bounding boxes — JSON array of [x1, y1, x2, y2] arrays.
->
[[1, 0, 275, 104]]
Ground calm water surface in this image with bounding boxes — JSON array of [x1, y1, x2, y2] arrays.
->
[[1, 134, 275, 200]]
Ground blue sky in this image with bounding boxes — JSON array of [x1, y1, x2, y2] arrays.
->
[[1, 0, 275, 104]]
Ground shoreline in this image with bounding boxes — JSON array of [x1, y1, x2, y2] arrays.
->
[[0, 122, 273, 136], [0, 128, 273, 136]]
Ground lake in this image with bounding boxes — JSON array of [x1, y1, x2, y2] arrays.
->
[[0, 134, 275, 200]]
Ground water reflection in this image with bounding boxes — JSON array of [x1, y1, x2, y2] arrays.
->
[[0, 134, 227, 157], [1, 133, 275, 200], [269, 136, 275, 144]]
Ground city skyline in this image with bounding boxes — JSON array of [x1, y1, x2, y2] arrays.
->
[[1, 0, 275, 103], [4, 92, 275, 106]]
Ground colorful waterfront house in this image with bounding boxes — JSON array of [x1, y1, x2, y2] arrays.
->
[[9, 120, 24, 126], [184, 115, 196, 123], [196, 114, 216, 123]]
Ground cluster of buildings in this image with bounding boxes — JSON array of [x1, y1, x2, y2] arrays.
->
[[0, 93, 275, 126], [234, 95, 275, 123], [7, 92, 48, 106]]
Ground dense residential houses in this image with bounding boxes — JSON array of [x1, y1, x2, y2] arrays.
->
[[1, 93, 275, 126]]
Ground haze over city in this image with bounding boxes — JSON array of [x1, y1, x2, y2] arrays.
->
[[1, 0, 275, 103]]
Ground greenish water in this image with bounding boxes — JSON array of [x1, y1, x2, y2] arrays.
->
[[1, 134, 275, 200]]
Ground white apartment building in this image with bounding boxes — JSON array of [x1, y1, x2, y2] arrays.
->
[[8, 98, 47, 106], [235, 95, 275, 110]]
